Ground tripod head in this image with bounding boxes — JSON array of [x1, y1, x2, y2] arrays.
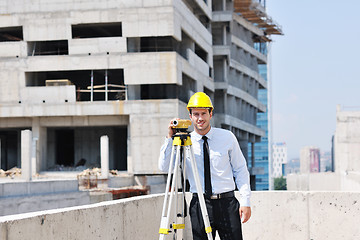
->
[[172, 119, 192, 134]]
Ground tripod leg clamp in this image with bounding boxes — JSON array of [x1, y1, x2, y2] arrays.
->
[[159, 228, 169, 234], [173, 224, 185, 229]]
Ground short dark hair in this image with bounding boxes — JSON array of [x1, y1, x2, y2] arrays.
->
[[189, 108, 212, 115]]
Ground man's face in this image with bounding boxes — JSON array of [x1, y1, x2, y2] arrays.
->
[[189, 108, 212, 135]]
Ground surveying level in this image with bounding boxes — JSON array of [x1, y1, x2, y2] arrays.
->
[[159, 120, 213, 240], [172, 119, 192, 130]]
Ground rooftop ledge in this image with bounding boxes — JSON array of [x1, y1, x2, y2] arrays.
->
[[0, 191, 359, 239]]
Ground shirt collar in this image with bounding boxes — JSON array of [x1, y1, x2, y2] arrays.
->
[[191, 127, 214, 141]]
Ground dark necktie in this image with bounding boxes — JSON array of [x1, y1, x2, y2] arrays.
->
[[202, 136, 212, 197]]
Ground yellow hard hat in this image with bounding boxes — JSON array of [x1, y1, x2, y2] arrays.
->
[[187, 92, 214, 111]]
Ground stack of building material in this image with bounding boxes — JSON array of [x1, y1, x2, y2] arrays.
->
[[0, 167, 22, 178]]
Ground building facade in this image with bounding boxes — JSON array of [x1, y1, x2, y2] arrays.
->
[[272, 142, 287, 177], [0, 0, 281, 181], [300, 146, 320, 174], [248, 63, 270, 189]]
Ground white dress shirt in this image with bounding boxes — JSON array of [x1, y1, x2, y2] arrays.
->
[[158, 127, 251, 207]]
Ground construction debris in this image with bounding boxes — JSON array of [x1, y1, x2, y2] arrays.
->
[[109, 186, 149, 200], [77, 168, 101, 177], [0, 167, 22, 178]]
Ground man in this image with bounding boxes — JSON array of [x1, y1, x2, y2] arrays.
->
[[159, 92, 251, 240]]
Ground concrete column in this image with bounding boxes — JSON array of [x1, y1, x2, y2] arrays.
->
[[223, 25, 227, 45], [127, 124, 133, 174], [0, 138, 2, 169], [101, 135, 109, 179], [223, 58, 227, 82], [21, 130, 32, 181], [32, 117, 47, 173], [31, 138, 38, 177]]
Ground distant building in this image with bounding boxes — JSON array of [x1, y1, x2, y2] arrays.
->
[[300, 146, 320, 173], [288, 106, 360, 191], [334, 105, 360, 174], [272, 142, 287, 177], [320, 151, 332, 172], [285, 158, 300, 175]]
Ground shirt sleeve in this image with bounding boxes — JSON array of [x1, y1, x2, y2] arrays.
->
[[229, 134, 251, 207], [158, 137, 174, 172]]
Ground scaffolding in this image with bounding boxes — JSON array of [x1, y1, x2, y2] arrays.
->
[[234, 0, 283, 38]]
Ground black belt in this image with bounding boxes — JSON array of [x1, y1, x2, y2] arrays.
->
[[193, 191, 234, 200]]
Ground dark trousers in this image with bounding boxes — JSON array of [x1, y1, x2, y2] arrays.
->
[[190, 195, 243, 240]]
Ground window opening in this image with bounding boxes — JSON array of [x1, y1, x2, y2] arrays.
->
[[72, 22, 122, 38], [0, 26, 23, 42], [28, 40, 68, 56], [195, 43, 207, 62]]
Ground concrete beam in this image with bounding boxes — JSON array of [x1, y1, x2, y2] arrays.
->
[[212, 11, 233, 22], [214, 82, 266, 113], [231, 35, 267, 64], [213, 114, 265, 138], [229, 59, 267, 89]]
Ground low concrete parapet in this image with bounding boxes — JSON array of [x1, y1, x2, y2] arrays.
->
[[0, 179, 79, 198], [0, 191, 90, 217], [0, 194, 163, 240], [0, 191, 360, 239], [0, 179, 89, 217]]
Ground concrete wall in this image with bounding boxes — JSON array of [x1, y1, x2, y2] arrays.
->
[[0, 179, 78, 197], [0, 179, 90, 216], [334, 106, 360, 174], [1, 191, 360, 239], [0, 191, 90, 217], [20, 86, 76, 104], [287, 172, 360, 191], [69, 37, 127, 55]]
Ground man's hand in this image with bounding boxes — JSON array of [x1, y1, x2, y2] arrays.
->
[[167, 118, 180, 138], [239, 206, 251, 223]]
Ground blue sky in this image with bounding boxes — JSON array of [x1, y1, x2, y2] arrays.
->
[[266, 1, 360, 159]]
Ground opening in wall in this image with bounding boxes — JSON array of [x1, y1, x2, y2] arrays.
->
[[47, 126, 127, 171], [72, 22, 122, 38], [179, 74, 196, 103], [56, 129, 74, 166], [127, 36, 181, 53], [0, 26, 23, 42], [140, 84, 178, 100], [27, 40, 68, 56], [195, 43, 207, 62], [25, 69, 126, 101], [0, 129, 22, 171]]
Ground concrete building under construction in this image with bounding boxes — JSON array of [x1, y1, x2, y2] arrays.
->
[[0, 0, 281, 189]]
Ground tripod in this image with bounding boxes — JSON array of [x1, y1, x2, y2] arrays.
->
[[159, 131, 213, 240]]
